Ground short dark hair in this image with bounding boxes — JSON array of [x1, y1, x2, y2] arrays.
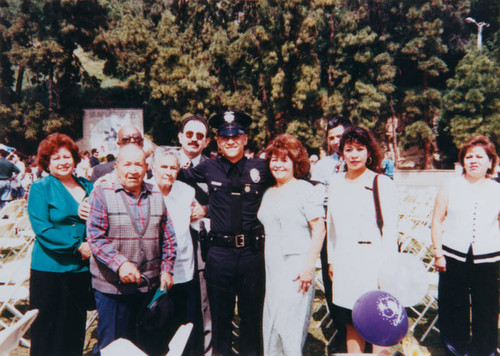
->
[[91, 148, 98, 155], [326, 117, 352, 132], [339, 126, 383, 173], [106, 154, 116, 162], [37, 133, 80, 173], [180, 116, 209, 134], [458, 136, 498, 177], [264, 134, 310, 178]]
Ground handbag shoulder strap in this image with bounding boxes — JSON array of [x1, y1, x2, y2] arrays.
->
[[372, 174, 384, 236]]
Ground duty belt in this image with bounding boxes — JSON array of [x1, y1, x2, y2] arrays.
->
[[210, 232, 260, 248]]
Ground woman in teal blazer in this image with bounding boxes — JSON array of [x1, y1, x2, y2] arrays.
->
[[28, 133, 93, 356]]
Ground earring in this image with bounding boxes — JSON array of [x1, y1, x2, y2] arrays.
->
[[367, 157, 372, 165]]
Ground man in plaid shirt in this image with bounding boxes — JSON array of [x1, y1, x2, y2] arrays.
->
[[87, 144, 176, 353]]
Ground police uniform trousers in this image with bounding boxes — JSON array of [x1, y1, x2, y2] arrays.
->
[[205, 245, 265, 356], [438, 252, 499, 356]]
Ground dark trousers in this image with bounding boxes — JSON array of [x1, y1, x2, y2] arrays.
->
[[205, 246, 265, 356], [29, 270, 90, 356], [169, 279, 202, 356], [93, 290, 148, 354], [438, 255, 499, 356], [320, 238, 347, 352]]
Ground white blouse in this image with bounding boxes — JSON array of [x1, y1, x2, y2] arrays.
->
[[327, 170, 398, 309], [164, 181, 196, 284], [441, 176, 500, 263]]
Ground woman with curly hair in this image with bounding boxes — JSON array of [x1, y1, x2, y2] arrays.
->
[[327, 126, 398, 354], [28, 133, 93, 356], [258, 134, 326, 355], [431, 136, 500, 356]]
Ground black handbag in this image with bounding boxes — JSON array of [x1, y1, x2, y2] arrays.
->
[[135, 275, 176, 356]]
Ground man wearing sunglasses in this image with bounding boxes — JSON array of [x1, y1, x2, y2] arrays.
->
[[89, 125, 144, 182], [178, 116, 213, 355]]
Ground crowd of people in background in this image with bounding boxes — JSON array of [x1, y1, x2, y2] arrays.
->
[[1, 111, 497, 356]]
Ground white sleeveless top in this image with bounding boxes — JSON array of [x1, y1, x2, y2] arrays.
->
[[442, 176, 500, 263]]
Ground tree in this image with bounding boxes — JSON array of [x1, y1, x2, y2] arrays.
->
[[440, 50, 500, 155]]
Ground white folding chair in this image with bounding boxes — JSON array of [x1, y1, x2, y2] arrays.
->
[[0, 199, 26, 221], [0, 252, 32, 347], [100, 338, 147, 356], [166, 323, 194, 356], [0, 309, 38, 356], [101, 323, 194, 356], [0, 215, 34, 254], [408, 271, 440, 342]]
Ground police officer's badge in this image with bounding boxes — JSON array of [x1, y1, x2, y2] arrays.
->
[[250, 168, 260, 183], [224, 111, 235, 123]]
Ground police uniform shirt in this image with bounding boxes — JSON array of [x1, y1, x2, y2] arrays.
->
[[178, 156, 273, 235]]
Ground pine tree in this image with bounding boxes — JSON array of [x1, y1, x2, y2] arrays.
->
[[441, 50, 500, 154]]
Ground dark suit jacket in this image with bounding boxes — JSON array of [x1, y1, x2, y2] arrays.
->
[[193, 155, 209, 206], [90, 161, 115, 183]]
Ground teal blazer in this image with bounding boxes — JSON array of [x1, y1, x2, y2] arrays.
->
[[28, 175, 93, 273]]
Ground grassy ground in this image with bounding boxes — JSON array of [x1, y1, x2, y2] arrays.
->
[[10, 287, 449, 356]]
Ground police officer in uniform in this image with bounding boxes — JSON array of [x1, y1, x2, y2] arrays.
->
[[178, 111, 273, 356]]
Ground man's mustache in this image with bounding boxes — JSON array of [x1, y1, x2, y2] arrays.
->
[[188, 141, 200, 147]]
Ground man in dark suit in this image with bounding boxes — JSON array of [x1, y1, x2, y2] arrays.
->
[[89, 154, 115, 183], [178, 115, 212, 355]]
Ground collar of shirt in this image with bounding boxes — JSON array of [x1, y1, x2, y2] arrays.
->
[[113, 176, 152, 199], [179, 150, 201, 167], [330, 152, 341, 162], [219, 156, 247, 176]]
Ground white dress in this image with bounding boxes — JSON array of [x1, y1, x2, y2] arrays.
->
[[327, 170, 398, 310], [257, 179, 325, 356]]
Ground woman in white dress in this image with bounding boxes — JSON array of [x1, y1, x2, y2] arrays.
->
[[258, 134, 326, 356], [431, 136, 500, 356], [327, 126, 398, 354]]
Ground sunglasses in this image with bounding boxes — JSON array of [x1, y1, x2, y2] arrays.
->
[[184, 131, 205, 140], [120, 134, 143, 144]]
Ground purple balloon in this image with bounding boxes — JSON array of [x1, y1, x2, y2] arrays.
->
[[352, 290, 408, 346]]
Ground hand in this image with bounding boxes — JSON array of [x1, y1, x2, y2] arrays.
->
[[434, 255, 446, 272], [328, 264, 333, 282], [78, 198, 91, 220], [118, 262, 141, 284], [160, 272, 174, 291], [294, 267, 314, 295], [190, 201, 207, 222], [77, 242, 92, 260]]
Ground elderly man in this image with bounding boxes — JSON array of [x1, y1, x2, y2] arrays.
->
[[87, 144, 176, 353], [178, 111, 273, 356]]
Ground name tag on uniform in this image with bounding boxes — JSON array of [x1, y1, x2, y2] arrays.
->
[[211, 181, 222, 186]]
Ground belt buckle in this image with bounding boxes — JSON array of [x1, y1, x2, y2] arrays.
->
[[235, 234, 245, 248]]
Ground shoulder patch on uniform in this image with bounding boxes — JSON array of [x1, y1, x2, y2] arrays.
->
[[250, 168, 260, 183]]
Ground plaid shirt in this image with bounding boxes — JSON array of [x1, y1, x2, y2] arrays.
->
[[87, 179, 176, 275]]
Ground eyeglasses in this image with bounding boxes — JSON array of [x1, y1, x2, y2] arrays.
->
[[120, 134, 143, 144], [184, 131, 205, 140]]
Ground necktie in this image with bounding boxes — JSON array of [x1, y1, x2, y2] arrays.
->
[[229, 165, 242, 234]]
